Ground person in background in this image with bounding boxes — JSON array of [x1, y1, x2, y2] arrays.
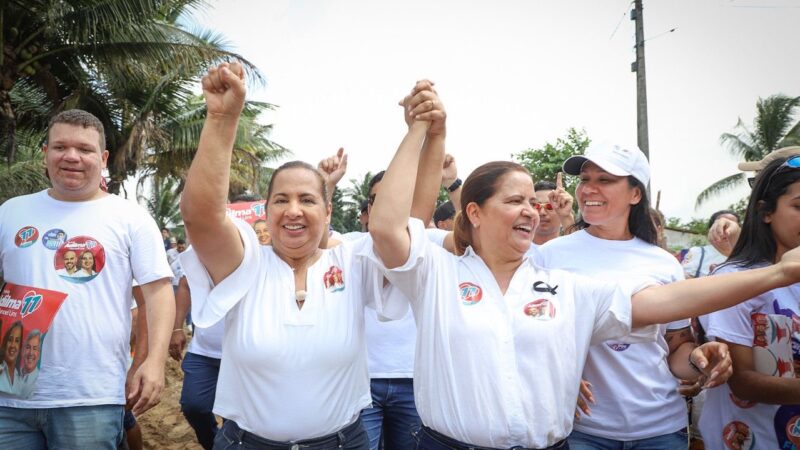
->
[[682, 210, 740, 279], [532, 175, 575, 247], [358, 200, 370, 232]]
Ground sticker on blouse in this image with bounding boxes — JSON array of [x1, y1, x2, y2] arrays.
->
[[775, 405, 800, 449], [14, 226, 39, 248], [729, 392, 756, 409], [323, 266, 345, 293], [53, 236, 105, 284], [459, 282, 482, 306], [722, 421, 754, 450], [41, 229, 67, 250], [606, 343, 630, 352], [523, 298, 556, 320]]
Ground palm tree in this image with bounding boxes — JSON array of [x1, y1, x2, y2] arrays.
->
[[0, 0, 259, 169], [696, 95, 800, 207], [137, 96, 290, 197], [138, 176, 183, 234]]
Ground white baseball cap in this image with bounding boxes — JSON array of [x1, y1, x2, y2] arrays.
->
[[562, 141, 651, 187]]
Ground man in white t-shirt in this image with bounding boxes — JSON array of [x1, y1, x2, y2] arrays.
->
[[0, 109, 175, 449]]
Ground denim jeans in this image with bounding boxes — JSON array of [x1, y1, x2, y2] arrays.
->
[[360, 378, 421, 450], [0, 404, 123, 449], [181, 352, 222, 450], [413, 426, 569, 450], [213, 418, 369, 450], [568, 429, 688, 450]]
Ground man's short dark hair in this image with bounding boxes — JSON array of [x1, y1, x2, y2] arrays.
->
[[434, 201, 456, 224], [368, 171, 386, 195], [534, 180, 556, 191], [708, 209, 740, 229], [48, 109, 106, 150], [359, 199, 369, 214], [177, 239, 186, 245], [231, 193, 264, 203]]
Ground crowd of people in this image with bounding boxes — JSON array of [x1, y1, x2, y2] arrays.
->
[[0, 61, 798, 450]]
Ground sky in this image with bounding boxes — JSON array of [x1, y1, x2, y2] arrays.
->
[[185, 0, 800, 222]]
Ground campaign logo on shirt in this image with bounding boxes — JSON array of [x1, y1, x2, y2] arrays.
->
[[523, 298, 556, 320], [323, 266, 345, 292], [722, 421, 754, 450], [41, 229, 67, 250], [459, 282, 482, 306], [774, 405, 800, 449], [606, 342, 630, 352], [14, 226, 39, 248], [53, 236, 106, 284], [752, 313, 795, 378], [729, 392, 756, 409]]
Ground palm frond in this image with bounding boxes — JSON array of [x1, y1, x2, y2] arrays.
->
[[695, 173, 747, 208]]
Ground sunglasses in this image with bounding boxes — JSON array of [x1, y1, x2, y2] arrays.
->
[[533, 202, 554, 211], [763, 155, 800, 192]]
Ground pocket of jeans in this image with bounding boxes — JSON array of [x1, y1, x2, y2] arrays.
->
[[213, 422, 237, 450]]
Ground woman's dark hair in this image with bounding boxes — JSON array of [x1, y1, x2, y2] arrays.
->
[[453, 161, 530, 255], [721, 156, 800, 268], [266, 161, 327, 202], [569, 176, 658, 245], [1, 321, 23, 365]]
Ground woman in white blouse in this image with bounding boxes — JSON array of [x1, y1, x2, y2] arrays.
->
[[179, 64, 442, 449], [368, 82, 800, 449]]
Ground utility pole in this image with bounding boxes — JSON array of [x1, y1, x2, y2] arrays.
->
[[631, 0, 650, 194]]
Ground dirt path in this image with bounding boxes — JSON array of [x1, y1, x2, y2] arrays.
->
[[137, 355, 204, 450]]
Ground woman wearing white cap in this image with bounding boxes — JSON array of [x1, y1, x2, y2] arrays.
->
[[370, 78, 800, 448], [536, 142, 713, 448]]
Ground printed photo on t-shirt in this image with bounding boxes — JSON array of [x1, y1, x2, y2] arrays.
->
[[41, 229, 67, 251], [53, 236, 106, 283], [0, 282, 68, 398]]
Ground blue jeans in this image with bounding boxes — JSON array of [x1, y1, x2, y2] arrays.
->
[[0, 404, 123, 449], [413, 425, 569, 450], [181, 352, 222, 450], [213, 418, 369, 449], [360, 378, 421, 450], [568, 430, 687, 450]]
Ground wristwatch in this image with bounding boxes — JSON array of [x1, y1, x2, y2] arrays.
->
[[447, 178, 462, 193]]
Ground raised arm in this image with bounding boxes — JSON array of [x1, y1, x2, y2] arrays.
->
[[370, 82, 443, 268], [632, 246, 800, 327], [408, 82, 447, 225], [180, 62, 246, 284]]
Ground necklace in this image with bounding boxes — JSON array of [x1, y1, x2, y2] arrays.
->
[[295, 290, 307, 309]]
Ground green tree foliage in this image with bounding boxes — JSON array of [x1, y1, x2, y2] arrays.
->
[[330, 187, 359, 234], [512, 127, 591, 200], [696, 94, 800, 206], [0, 0, 262, 193], [139, 176, 183, 236]]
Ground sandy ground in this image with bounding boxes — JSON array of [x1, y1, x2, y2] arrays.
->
[[137, 354, 205, 450]]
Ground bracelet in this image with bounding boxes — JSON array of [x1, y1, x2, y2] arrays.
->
[[447, 178, 462, 193], [172, 328, 184, 333], [688, 354, 704, 374]]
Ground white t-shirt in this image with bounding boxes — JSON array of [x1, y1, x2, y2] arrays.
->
[[369, 219, 653, 449], [358, 228, 449, 379], [682, 245, 727, 278], [181, 219, 399, 441], [187, 314, 225, 360], [0, 190, 172, 407], [698, 263, 800, 450], [537, 229, 690, 440]]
